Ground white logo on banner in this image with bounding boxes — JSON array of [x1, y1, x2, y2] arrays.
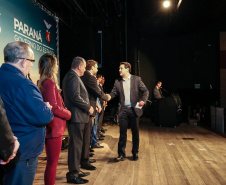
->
[[13, 18, 54, 53], [44, 20, 52, 43]]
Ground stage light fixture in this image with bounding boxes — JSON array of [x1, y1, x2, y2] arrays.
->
[[163, 1, 171, 8]]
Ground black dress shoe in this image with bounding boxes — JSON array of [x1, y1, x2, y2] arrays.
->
[[78, 171, 90, 177], [97, 137, 104, 141], [115, 155, 126, 162], [99, 134, 105, 137], [90, 148, 94, 152], [133, 154, 138, 161], [101, 128, 107, 132], [100, 128, 105, 133], [89, 152, 95, 157], [91, 144, 104, 148], [67, 176, 89, 184], [89, 159, 96, 163], [81, 164, 96, 170]]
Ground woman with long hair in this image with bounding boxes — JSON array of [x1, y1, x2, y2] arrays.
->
[[38, 53, 71, 185]]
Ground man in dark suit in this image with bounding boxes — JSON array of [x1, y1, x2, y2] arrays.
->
[[152, 81, 163, 124], [153, 81, 163, 100], [81, 60, 110, 150], [109, 62, 149, 161], [63, 56, 94, 184]]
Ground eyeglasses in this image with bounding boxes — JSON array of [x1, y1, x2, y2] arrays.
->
[[17, 58, 35, 62]]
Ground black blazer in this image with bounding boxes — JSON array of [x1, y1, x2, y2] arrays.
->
[[110, 75, 149, 118], [62, 69, 91, 123], [81, 71, 109, 116], [0, 95, 14, 161]]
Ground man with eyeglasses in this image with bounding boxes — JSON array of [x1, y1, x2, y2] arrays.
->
[[0, 41, 53, 185]]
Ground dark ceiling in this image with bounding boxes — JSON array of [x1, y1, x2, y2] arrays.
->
[[35, 0, 226, 94], [36, 0, 226, 33]]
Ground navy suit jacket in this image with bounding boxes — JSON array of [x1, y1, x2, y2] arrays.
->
[[110, 75, 149, 118]]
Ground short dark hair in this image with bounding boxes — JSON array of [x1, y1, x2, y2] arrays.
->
[[71, 56, 85, 69], [96, 74, 102, 79], [4, 41, 32, 63], [157, 81, 162, 85], [120, 62, 131, 73], [86, 60, 98, 70]]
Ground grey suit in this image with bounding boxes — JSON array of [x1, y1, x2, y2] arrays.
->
[[153, 86, 163, 100], [110, 75, 149, 156], [63, 69, 91, 176], [152, 86, 163, 123]]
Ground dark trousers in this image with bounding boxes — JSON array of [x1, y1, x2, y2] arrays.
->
[[68, 122, 90, 176], [118, 107, 140, 156], [81, 118, 92, 166]]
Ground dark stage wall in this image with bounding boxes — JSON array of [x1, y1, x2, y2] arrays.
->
[[137, 30, 219, 97], [58, 12, 220, 112]]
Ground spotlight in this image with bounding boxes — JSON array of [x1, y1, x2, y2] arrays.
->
[[163, 1, 171, 8]]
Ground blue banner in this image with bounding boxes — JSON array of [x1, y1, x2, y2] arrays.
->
[[0, 0, 57, 84]]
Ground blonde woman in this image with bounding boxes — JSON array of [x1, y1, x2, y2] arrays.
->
[[38, 53, 71, 185]]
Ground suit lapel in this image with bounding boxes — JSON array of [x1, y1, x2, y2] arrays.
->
[[120, 78, 125, 99], [72, 70, 88, 96], [130, 75, 134, 98]]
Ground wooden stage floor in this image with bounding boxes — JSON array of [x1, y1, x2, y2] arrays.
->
[[34, 118, 226, 185]]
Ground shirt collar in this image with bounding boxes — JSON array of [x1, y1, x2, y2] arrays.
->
[[87, 70, 93, 75], [1, 63, 25, 77], [122, 74, 131, 81], [71, 69, 79, 76]]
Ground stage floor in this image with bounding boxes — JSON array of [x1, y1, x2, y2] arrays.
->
[[34, 118, 226, 185]]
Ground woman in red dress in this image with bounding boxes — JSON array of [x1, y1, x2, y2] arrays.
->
[[38, 53, 71, 185]]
